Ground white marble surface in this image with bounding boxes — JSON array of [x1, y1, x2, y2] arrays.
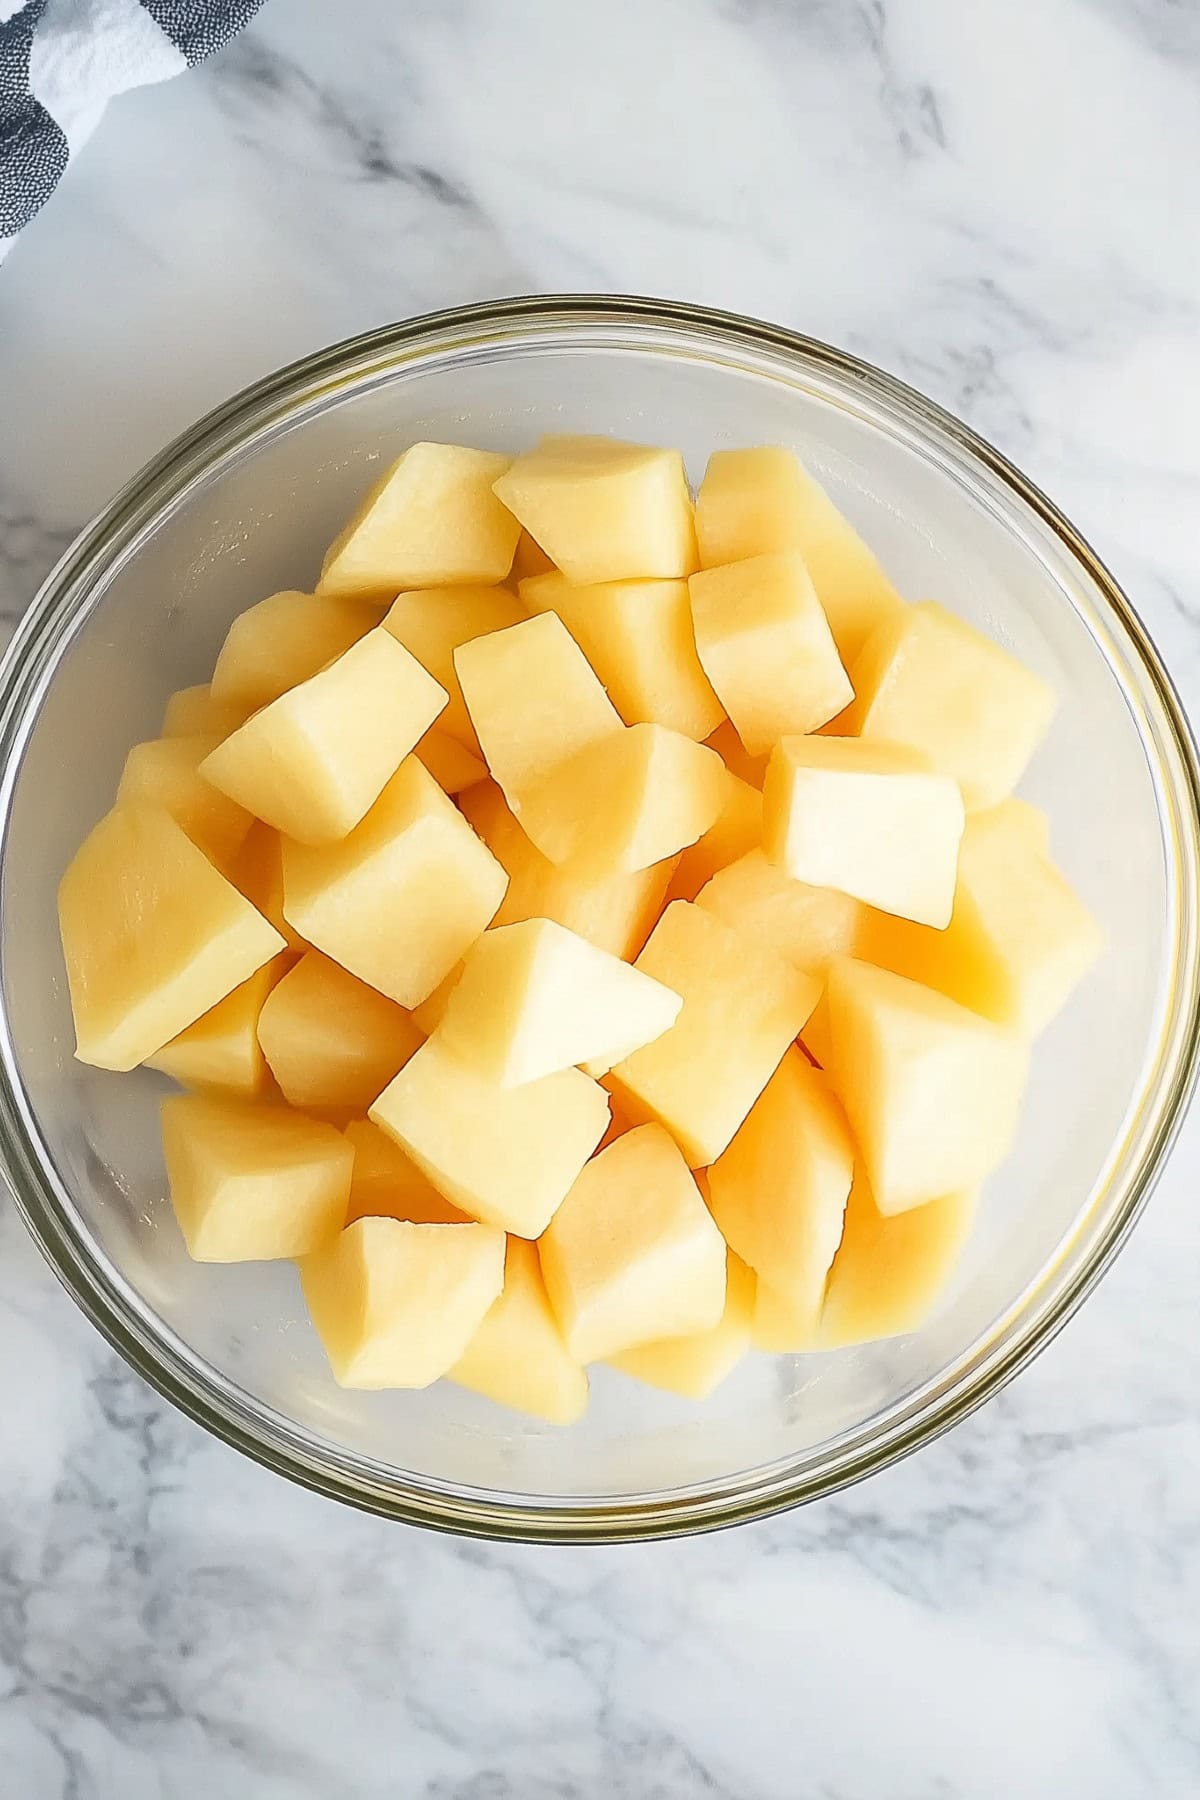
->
[[1, 1, 1198, 1794]]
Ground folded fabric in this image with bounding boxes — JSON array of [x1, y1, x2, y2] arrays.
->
[[0, 0, 265, 263]]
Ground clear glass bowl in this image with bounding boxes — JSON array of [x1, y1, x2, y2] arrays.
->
[[1, 297, 1197, 1542]]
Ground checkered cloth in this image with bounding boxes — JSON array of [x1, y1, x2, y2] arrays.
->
[[1, 0, 264, 261]]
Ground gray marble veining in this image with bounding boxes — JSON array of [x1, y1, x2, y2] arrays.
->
[[0, 1, 1197, 1794]]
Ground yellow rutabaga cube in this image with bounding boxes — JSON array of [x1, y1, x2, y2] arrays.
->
[[517, 723, 729, 875], [301, 1216, 506, 1387], [161, 1092, 353, 1261], [609, 1251, 755, 1399], [539, 1124, 727, 1363], [818, 1173, 975, 1347], [454, 612, 623, 809], [708, 1051, 853, 1334], [60, 803, 285, 1071], [209, 591, 379, 716], [689, 551, 853, 753], [202, 630, 448, 845], [147, 957, 288, 1097], [842, 601, 1056, 810], [450, 1236, 589, 1424], [493, 435, 698, 585], [117, 734, 254, 870], [281, 758, 508, 1008], [609, 902, 821, 1167], [822, 958, 1028, 1215], [695, 850, 863, 972], [370, 1036, 610, 1237], [317, 443, 521, 597], [382, 584, 525, 753], [858, 802, 1101, 1035], [160, 683, 247, 741], [437, 918, 681, 1087], [256, 950, 425, 1112], [763, 736, 965, 928], [459, 781, 677, 962], [694, 446, 906, 663], [519, 571, 723, 740]]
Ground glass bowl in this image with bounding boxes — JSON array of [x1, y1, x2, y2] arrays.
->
[[1, 296, 1196, 1542]]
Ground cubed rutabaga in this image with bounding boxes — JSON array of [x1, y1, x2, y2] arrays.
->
[[493, 435, 698, 585], [317, 443, 521, 596], [281, 758, 508, 1008], [437, 917, 681, 1087], [202, 630, 448, 845], [539, 1124, 727, 1363], [60, 802, 285, 1071]]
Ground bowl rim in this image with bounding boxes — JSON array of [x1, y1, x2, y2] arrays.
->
[[2, 292, 1198, 1542]]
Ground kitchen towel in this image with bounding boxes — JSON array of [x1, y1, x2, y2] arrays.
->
[[0, 0, 265, 262]]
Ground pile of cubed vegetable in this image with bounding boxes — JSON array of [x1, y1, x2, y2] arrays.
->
[[58, 437, 1101, 1423]]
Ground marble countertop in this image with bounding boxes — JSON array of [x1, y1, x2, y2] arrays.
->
[[1, 1, 1198, 1795]]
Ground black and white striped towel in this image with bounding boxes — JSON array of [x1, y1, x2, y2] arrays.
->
[[1, 0, 264, 262]]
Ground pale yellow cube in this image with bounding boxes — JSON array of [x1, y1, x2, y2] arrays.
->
[[843, 601, 1056, 810], [118, 734, 254, 870], [203, 630, 447, 845], [382, 584, 525, 752], [540, 1124, 727, 1363], [823, 958, 1028, 1215], [609, 1251, 755, 1399], [210, 591, 379, 716], [317, 443, 520, 597], [281, 758, 508, 1007], [708, 1051, 853, 1331], [414, 728, 488, 795], [858, 802, 1102, 1034], [161, 1092, 352, 1261], [370, 1036, 610, 1237], [819, 1174, 975, 1347], [60, 803, 285, 1071], [301, 1216, 506, 1387], [518, 723, 729, 875], [257, 950, 424, 1112], [439, 918, 681, 1088], [147, 957, 287, 1097], [160, 683, 247, 740], [695, 447, 906, 663], [343, 1119, 468, 1226], [763, 736, 965, 928], [454, 613, 622, 809], [609, 902, 821, 1167], [520, 572, 723, 740], [493, 435, 698, 585], [665, 772, 763, 904], [696, 850, 863, 972], [689, 551, 853, 753], [460, 781, 677, 962], [450, 1237, 589, 1424]]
